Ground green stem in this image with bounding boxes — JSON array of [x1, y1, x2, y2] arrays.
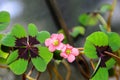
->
[[96, 14, 107, 29], [91, 58, 101, 78]]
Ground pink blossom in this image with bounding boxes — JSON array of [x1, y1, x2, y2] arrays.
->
[[45, 33, 64, 52], [60, 44, 79, 63]]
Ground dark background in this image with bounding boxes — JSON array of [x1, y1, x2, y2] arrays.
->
[[0, 0, 120, 80]]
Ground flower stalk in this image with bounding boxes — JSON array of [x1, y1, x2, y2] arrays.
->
[[62, 60, 71, 80], [107, 0, 117, 32]]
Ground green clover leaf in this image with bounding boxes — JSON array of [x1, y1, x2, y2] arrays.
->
[[107, 32, 120, 51], [9, 59, 28, 75], [84, 40, 97, 59], [100, 4, 112, 13], [11, 24, 27, 38], [91, 67, 108, 80], [38, 46, 53, 64], [86, 31, 108, 46], [36, 31, 50, 43], [79, 13, 98, 26], [32, 57, 47, 72], [7, 50, 18, 64], [71, 26, 85, 38], [1, 34, 16, 47], [28, 23, 38, 37], [0, 11, 10, 31]]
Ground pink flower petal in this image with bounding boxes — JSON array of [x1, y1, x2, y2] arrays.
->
[[60, 52, 68, 58], [51, 34, 58, 39], [66, 44, 72, 49], [56, 43, 64, 50], [45, 38, 52, 46], [72, 48, 79, 56], [49, 45, 56, 52], [67, 54, 75, 63], [61, 45, 66, 52], [57, 33, 64, 41], [45, 33, 65, 52]]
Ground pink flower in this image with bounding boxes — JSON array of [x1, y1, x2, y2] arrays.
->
[[45, 33, 64, 52], [60, 44, 79, 63]]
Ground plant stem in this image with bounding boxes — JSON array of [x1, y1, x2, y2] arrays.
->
[[76, 47, 90, 79], [96, 13, 107, 29], [26, 74, 36, 80], [115, 65, 119, 80], [77, 47, 84, 51], [25, 66, 35, 80], [76, 56, 90, 79], [107, 0, 117, 32], [104, 51, 120, 64], [22, 74, 26, 80], [27, 66, 34, 76], [48, 64, 63, 80], [90, 59, 95, 70], [47, 0, 73, 45], [36, 72, 41, 80], [62, 60, 71, 80], [80, 55, 90, 76], [0, 65, 8, 68], [47, 66, 53, 80]]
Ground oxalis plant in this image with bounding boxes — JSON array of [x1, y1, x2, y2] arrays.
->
[[0, 0, 120, 80]]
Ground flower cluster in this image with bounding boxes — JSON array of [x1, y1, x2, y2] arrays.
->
[[45, 33, 79, 63]]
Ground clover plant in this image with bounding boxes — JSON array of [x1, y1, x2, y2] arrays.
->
[[0, 11, 10, 64], [1, 23, 53, 74], [84, 31, 120, 80], [0, 0, 120, 80]]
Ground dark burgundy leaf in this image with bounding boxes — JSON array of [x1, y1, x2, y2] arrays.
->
[[30, 47, 39, 58], [96, 46, 112, 67], [18, 48, 29, 60], [15, 37, 27, 47], [29, 36, 40, 45], [14, 36, 40, 60], [96, 46, 112, 58]]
